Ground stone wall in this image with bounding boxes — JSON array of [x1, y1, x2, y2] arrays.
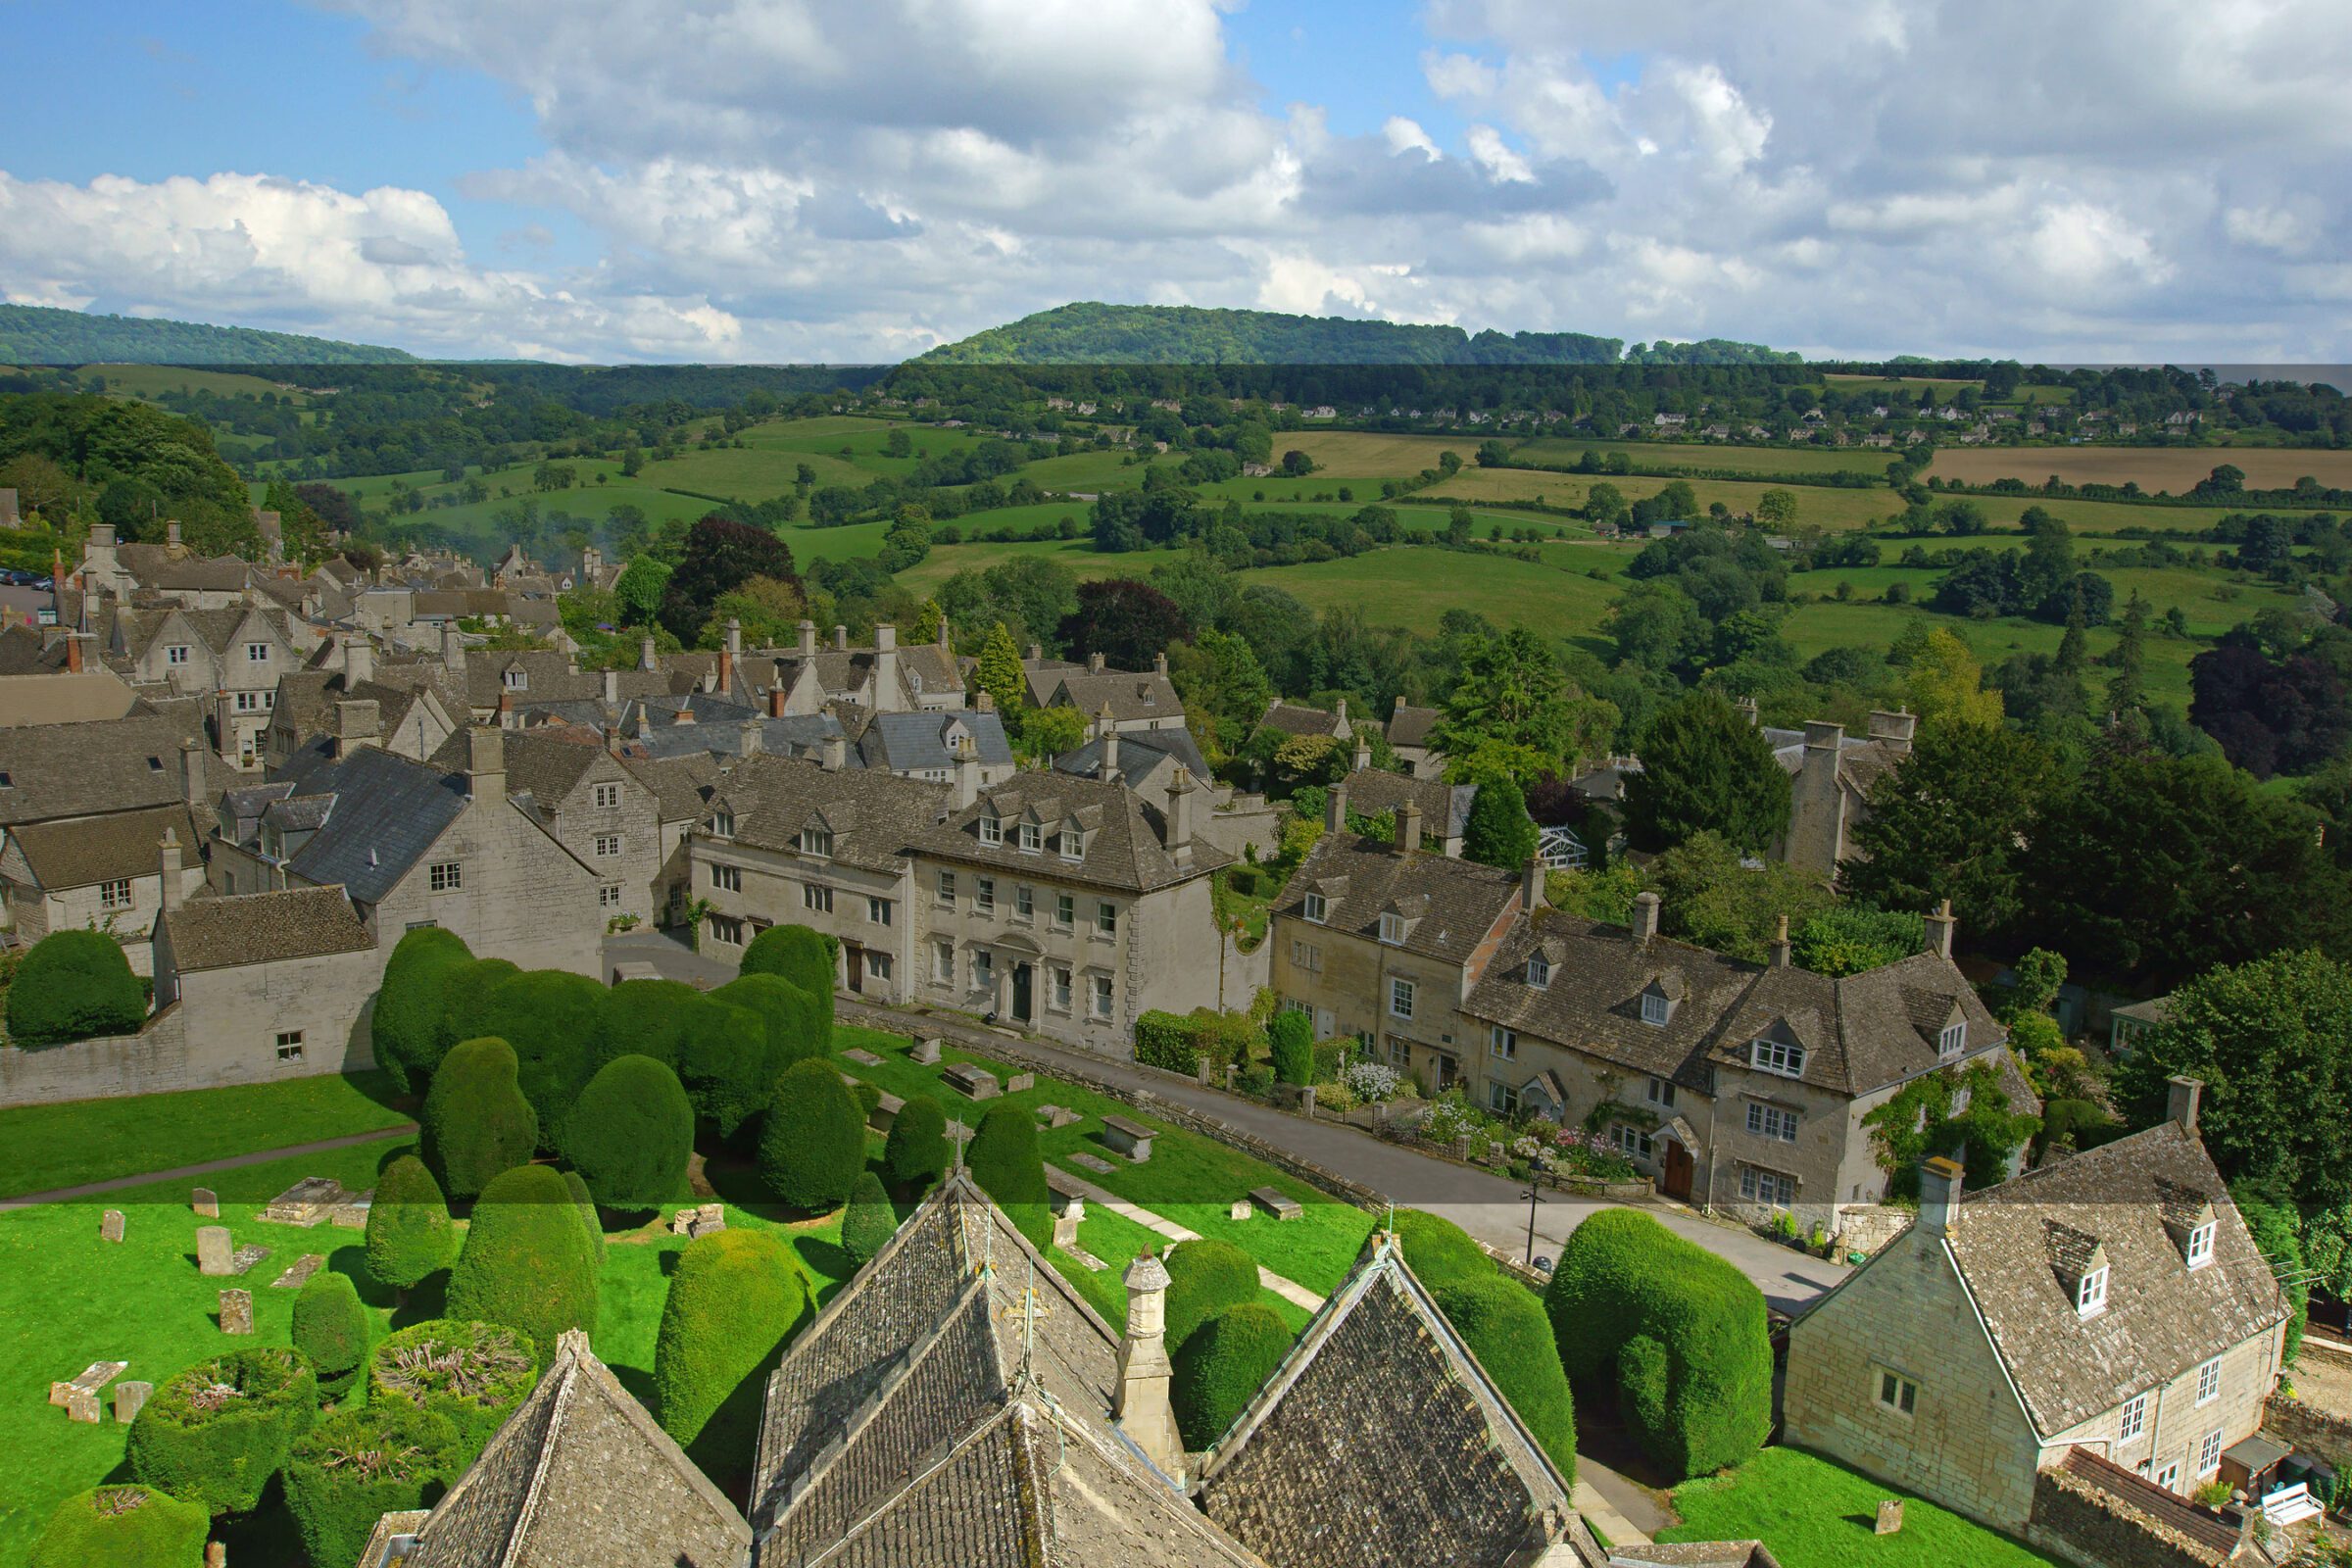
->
[[2027, 1462, 2235, 1568], [2266, 1392, 2352, 1477], [0, 1005, 190, 1105]]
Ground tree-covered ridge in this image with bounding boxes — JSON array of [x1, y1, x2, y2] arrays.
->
[[0, 303, 416, 366], [916, 302, 1794, 367]]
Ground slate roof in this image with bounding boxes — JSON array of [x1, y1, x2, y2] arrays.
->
[[914, 771, 1229, 893], [112, 605, 294, 662], [1272, 831, 1521, 966], [857, 710, 1013, 774], [272, 664, 455, 751], [270, 743, 471, 905], [427, 727, 616, 812], [1053, 724, 1213, 785], [620, 751, 726, 823], [115, 545, 257, 595], [1252, 698, 1344, 739], [1385, 702, 1442, 750], [1939, 1119, 2289, 1437], [0, 625, 60, 675], [0, 713, 197, 827], [1045, 669, 1184, 724], [1334, 767, 1476, 841], [159, 886, 375, 971], [709, 753, 951, 873], [9, 802, 201, 890], [406, 1328, 752, 1568]]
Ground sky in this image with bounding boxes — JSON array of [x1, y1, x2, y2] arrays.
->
[[1, 0, 2346, 365]]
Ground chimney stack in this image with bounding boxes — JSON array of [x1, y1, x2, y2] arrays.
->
[[1771, 912, 1792, 967], [639, 634, 658, 672], [954, 734, 979, 809], [976, 688, 995, 713], [1737, 694, 1760, 728], [603, 722, 621, 756], [64, 631, 82, 673], [1335, 696, 1348, 726], [166, 519, 181, 549], [467, 725, 506, 804], [1152, 650, 1168, 677], [1026, 643, 1042, 662], [602, 667, 619, 706], [343, 633, 374, 689], [1351, 727, 1371, 773], [1325, 779, 1349, 835], [496, 689, 516, 730], [1868, 708, 1918, 756], [717, 619, 740, 696], [874, 623, 900, 713], [768, 686, 788, 718], [1088, 651, 1105, 674], [822, 732, 847, 771], [1397, 799, 1422, 853], [1919, 1156, 1964, 1239], [1165, 767, 1195, 861], [2168, 1075, 2203, 1134], [1925, 898, 1956, 959], [739, 718, 763, 759], [1099, 705, 1120, 782], [159, 827, 184, 914], [833, 624, 848, 652], [332, 699, 380, 759], [936, 613, 951, 651], [441, 620, 466, 673], [1113, 1252, 1185, 1480], [1522, 856, 1546, 912], [181, 739, 206, 809], [1632, 890, 1661, 945], [798, 619, 816, 658]]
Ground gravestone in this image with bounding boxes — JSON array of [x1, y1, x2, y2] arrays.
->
[[1229, 1198, 1253, 1221], [1004, 1072, 1034, 1094], [1224, 1064, 1239, 1091], [51, 1361, 126, 1420], [113, 1380, 152, 1425], [219, 1290, 254, 1335], [330, 1191, 372, 1229], [271, 1254, 326, 1291], [1249, 1186, 1304, 1221], [843, 1048, 883, 1066], [1875, 1499, 1904, 1536], [1036, 1103, 1080, 1130], [100, 1209, 124, 1244], [688, 1203, 725, 1239], [1100, 1115, 1155, 1162], [191, 1188, 219, 1219], [867, 1090, 905, 1132], [912, 1038, 944, 1065], [944, 1062, 1000, 1101], [262, 1177, 346, 1227], [228, 1245, 272, 1275], [1070, 1152, 1116, 1175], [196, 1226, 234, 1276]]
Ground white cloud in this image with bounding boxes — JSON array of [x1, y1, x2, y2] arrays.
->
[[1384, 117, 1441, 160]]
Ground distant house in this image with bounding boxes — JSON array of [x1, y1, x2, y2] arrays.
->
[[1384, 698, 1446, 778], [1769, 710, 1917, 878]]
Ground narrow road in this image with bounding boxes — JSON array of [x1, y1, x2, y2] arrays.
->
[[0, 1124, 417, 1211]]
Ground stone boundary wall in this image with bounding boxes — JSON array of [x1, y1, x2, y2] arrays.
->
[[2027, 1464, 2236, 1568], [0, 1005, 190, 1105], [2266, 1393, 2352, 1480]]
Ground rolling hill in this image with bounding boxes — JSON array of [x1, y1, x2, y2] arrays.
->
[[0, 303, 416, 366]]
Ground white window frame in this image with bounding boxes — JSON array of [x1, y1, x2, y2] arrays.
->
[[274, 1030, 306, 1062], [1053, 966, 1072, 1010], [975, 876, 995, 915], [2077, 1264, 2109, 1318], [2119, 1392, 2148, 1444], [1740, 1165, 1797, 1207], [1641, 992, 1670, 1027], [1612, 1124, 1654, 1160], [1301, 891, 1328, 924], [502, 667, 526, 689], [598, 883, 622, 908], [1388, 1036, 1410, 1068], [1090, 973, 1113, 1018], [593, 833, 622, 858], [2186, 1221, 2216, 1270], [937, 870, 956, 907], [1379, 911, 1405, 945], [593, 782, 621, 809], [1096, 901, 1116, 937], [933, 940, 954, 983], [2196, 1356, 2221, 1406], [1054, 892, 1074, 929], [1489, 1025, 1515, 1060], [2197, 1428, 2224, 1479], [710, 809, 735, 839], [1751, 1038, 1805, 1078], [1747, 1102, 1800, 1143], [428, 860, 462, 893], [1018, 821, 1041, 853], [979, 813, 1002, 846], [1487, 1080, 1519, 1115], [1015, 884, 1034, 919], [2153, 1459, 2182, 1494], [867, 952, 893, 981], [1389, 977, 1415, 1020], [1526, 955, 1549, 988], [1877, 1370, 1919, 1417], [973, 950, 994, 993], [1645, 1076, 1676, 1108], [1938, 1019, 1967, 1059], [798, 827, 833, 858], [868, 896, 893, 926]]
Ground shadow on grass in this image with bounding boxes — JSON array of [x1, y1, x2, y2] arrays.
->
[[343, 1067, 416, 1118], [798, 1238, 854, 1282], [612, 1361, 662, 1412], [700, 1152, 774, 1211]]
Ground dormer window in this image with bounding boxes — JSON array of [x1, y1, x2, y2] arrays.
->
[[1751, 1038, 1805, 1077], [1379, 912, 1405, 945], [1302, 892, 1328, 923], [1641, 992, 1671, 1027], [979, 812, 1002, 846], [1526, 955, 1550, 989], [1938, 1019, 1967, 1059], [710, 809, 735, 839], [1019, 822, 1041, 853], [798, 827, 833, 858], [2185, 1221, 2216, 1270], [1059, 824, 1084, 861], [2077, 1264, 2109, 1318], [503, 668, 527, 690]]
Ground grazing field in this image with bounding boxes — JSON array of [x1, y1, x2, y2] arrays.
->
[[1820, 372, 1984, 394], [1422, 467, 1894, 529], [1257, 430, 1492, 477], [1236, 546, 1625, 638], [1927, 444, 2352, 492], [1510, 437, 1892, 477], [84, 363, 322, 403]]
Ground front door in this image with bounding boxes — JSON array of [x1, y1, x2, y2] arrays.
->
[[1434, 1053, 1459, 1092], [846, 944, 864, 993], [1011, 962, 1033, 1024], [1660, 1139, 1695, 1201]]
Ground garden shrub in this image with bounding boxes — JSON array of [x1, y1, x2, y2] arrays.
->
[[1542, 1208, 1769, 1479], [842, 1170, 897, 1269], [368, 1318, 539, 1452], [600, 977, 703, 1072], [1267, 1009, 1313, 1087], [285, 1400, 464, 1568], [1134, 1010, 1202, 1075], [418, 1036, 538, 1200], [759, 1056, 865, 1211], [291, 1270, 370, 1399], [446, 1164, 601, 1354], [1433, 1275, 1576, 1483], [678, 999, 771, 1135], [371, 926, 474, 1090], [559, 1054, 693, 1213], [365, 1153, 453, 1298], [28, 1486, 209, 1568], [1171, 1301, 1292, 1448], [5, 929, 145, 1047], [1391, 1208, 1494, 1290], [712, 972, 829, 1076], [654, 1228, 808, 1446], [126, 1347, 318, 1514], [1163, 1238, 1261, 1353], [471, 969, 612, 1144], [883, 1094, 950, 1195], [562, 1168, 605, 1266], [432, 956, 518, 1062], [850, 1079, 882, 1121], [967, 1100, 1052, 1251], [738, 923, 836, 1038]]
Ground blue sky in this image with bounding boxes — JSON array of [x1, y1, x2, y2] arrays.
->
[[1, 0, 2345, 363]]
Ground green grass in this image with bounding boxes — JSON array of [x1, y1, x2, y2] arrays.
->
[[0, 1071, 415, 1200], [1511, 437, 1893, 477], [1235, 546, 1624, 638], [1657, 1447, 2061, 1567]]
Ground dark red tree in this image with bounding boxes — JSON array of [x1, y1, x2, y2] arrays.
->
[[1055, 578, 1190, 672], [660, 514, 801, 642]]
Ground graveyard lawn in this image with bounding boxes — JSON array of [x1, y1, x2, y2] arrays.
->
[[1657, 1447, 2062, 1568]]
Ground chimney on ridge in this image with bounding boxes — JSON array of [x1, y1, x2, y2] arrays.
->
[[874, 623, 900, 713], [2168, 1076, 2203, 1134], [833, 624, 848, 651], [1165, 767, 1195, 862], [1632, 890, 1661, 945], [1925, 898, 1956, 959], [1396, 798, 1422, 853], [1521, 856, 1546, 912], [1113, 1252, 1185, 1481], [159, 827, 184, 914], [639, 634, 658, 672], [1919, 1156, 1964, 1239], [1771, 913, 1792, 968], [1325, 778, 1348, 835], [332, 699, 380, 759], [798, 618, 816, 658], [467, 725, 506, 805], [954, 734, 980, 809], [1868, 709, 1918, 756], [769, 686, 788, 718]]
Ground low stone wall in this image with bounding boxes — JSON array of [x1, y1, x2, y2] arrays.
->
[[0, 1005, 190, 1104], [2267, 1393, 2352, 1478], [2028, 1460, 2238, 1568], [1833, 1203, 1916, 1257]]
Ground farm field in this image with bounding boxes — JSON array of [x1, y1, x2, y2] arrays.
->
[[83, 363, 322, 403], [1235, 546, 1626, 638], [1927, 444, 2352, 492], [1423, 467, 1893, 529], [1510, 437, 1892, 476]]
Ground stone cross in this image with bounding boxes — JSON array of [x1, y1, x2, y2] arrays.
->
[[196, 1226, 233, 1276], [191, 1188, 219, 1219], [100, 1209, 124, 1243], [1875, 1499, 1905, 1536], [114, 1381, 152, 1425], [219, 1289, 254, 1335]]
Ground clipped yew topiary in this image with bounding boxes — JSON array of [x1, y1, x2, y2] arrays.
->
[[446, 1164, 601, 1356], [291, 1270, 371, 1399], [882, 1094, 951, 1196], [1163, 1239, 1262, 1354], [6, 929, 145, 1047], [419, 1036, 538, 1200], [126, 1347, 318, 1515], [654, 1228, 809, 1447], [559, 1054, 693, 1214], [967, 1100, 1052, 1252], [365, 1154, 453, 1300], [285, 1400, 464, 1568], [841, 1171, 898, 1269], [1267, 1008, 1314, 1087], [758, 1057, 866, 1212], [432, 956, 518, 1062], [28, 1486, 209, 1568], [678, 998, 772, 1135], [738, 923, 836, 1037], [601, 976, 704, 1072], [372, 926, 475, 1091], [1171, 1301, 1292, 1448], [712, 972, 830, 1075], [367, 1318, 539, 1452], [1391, 1208, 1494, 1290], [471, 969, 612, 1145], [562, 1168, 605, 1267], [1434, 1275, 1577, 1483]]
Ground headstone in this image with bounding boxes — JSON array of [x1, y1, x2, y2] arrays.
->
[[1875, 1499, 1904, 1536], [670, 1207, 699, 1237], [191, 1188, 219, 1219], [867, 1090, 905, 1131], [270, 1254, 326, 1291], [688, 1203, 725, 1239], [100, 1209, 125, 1243], [843, 1048, 883, 1066], [1004, 1072, 1034, 1094], [1036, 1103, 1080, 1130], [1230, 1198, 1253, 1221], [1250, 1185, 1304, 1221], [1070, 1152, 1116, 1175], [196, 1226, 234, 1276], [943, 1062, 1001, 1101], [51, 1361, 127, 1413], [1100, 1115, 1155, 1162], [228, 1245, 272, 1275], [330, 1191, 372, 1229], [1053, 1205, 1083, 1251], [114, 1381, 152, 1425], [64, 1387, 102, 1423], [912, 1038, 943, 1065], [219, 1289, 254, 1335]]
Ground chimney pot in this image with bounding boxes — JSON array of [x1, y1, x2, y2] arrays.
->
[[1325, 780, 1348, 835], [833, 624, 848, 651], [1771, 912, 1792, 967], [1632, 890, 1661, 944], [1088, 651, 1105, 673], [1152, 650, 1168, 677], [1522, 856, 1546, 911], [725, 617, 743, 656], [1924, 898, 1956, 959], [1027, 643, 1042, 662], [798, 619, 816, 658], [1919, 1155, 1964, 1238], [602, 667, 619, 706], [343, 633, 374, 689], [639, 634, 658, 672], [2168, 1075, 2203, 1134], [823, 733, 847, 771]]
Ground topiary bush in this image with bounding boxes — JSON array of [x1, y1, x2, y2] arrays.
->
[[28, 1486, 209, 1568], [365, 1153, 453, 1300], [558, 1054, 693, 1214], [6, 929, 145, 1047], [967, 1100, 1052, 1252], [654, 1228, 809, 1447], [1391, 1208, 1494, 1290], [850, 1079, 882, 1122], [1543, 1207, 1770, 1479], [739, 923, 837, 1038], [562, 1168, 605, 1267], [841, 1171, 897, 1269], [883, 1094, 951, 1196], [126, 1347, 318, 1515], [432, 956, 518, 1064], [600, 976, 702, 1072], [419, 1036, 538, 1200], [291, 1270, 370, 1400], [470, 969, 612, 1146], [1163, 1238, 1262, 1354], [712, 972, 830, 1076], [758, 1057, 866, 1212], [1171, 1301, 1293, 1448], [367, 1318, 539, 1453], [372, 926, 475, 1091], [1267, 1009, 1313, 1087], [446, 1164, 601, 1356], [1433, 1275, 1576, 1483], [284, 1400, 464, 1568], [678, 998, 771, 1135]]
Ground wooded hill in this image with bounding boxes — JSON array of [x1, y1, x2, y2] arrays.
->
[[0, 304, 416, 367]]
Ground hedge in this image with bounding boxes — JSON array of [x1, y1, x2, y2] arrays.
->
[[291, 1270, 370, 1399], [446, 1164, 601, 1355], [967, 1101, 1052, 1252], [469, 969, 612, 1145], [1268, 1009, 1313, 1087], [679, 999, 772, 1135], [365, 1153, 453, 1298], [432, 956, 518, 1064], [127, 1347, 318, 1515], [842, 1171, 898, 1269], [367, 1318, 539, 1452], [5, 929, 145, 1047], [285, 1400, 464, 1568], [562, 1168, 605, 1268], [654, 1228, 808, 1446], [883, 1095, 951, 1195], [711, 972, 830, 1075], [1172, 1301, 1293, 1448], [738, 924, 836, 1039], [1433, 1275, 1576, 1484], [1134, 1008, 1262, 1075], [372, 926, 475, 1091], [28, 1486, 209, 1568], [759, 1057, 866, 1211], [1391, 1208, 1494, 1291], [1164, 1238, 1261, 1353], [419, 1037, 538, 1200], [601, 976, 703, 1072], [559, 1054, 693, 1213], [1543, 1208, 1770, 1479]]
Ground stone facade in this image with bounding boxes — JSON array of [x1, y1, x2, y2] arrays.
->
[[149, 929, 383, 1087], [357, 787, 604, 976]]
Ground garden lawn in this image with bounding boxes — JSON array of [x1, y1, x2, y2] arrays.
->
[[0, 1070, 413, 1200], [1657, 1447, 2061, 1568]]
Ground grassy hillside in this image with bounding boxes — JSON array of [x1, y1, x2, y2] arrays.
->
[[0, 303, 414, 366]]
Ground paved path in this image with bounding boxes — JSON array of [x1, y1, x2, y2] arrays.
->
[[1048, 1165, 1327, 1312], [0, 1125, 417, 1211]]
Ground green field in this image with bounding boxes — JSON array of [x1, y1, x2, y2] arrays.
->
[[86, 364, 322, 404], [1659, 1447, 2060, 1567], [1510, 436, 1893, 477]]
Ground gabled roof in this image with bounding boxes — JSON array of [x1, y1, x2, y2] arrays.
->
[[709, 753, 949, 873], [1335, 766, 1476, 840], [160, 886, 374, 971], [406, 1328, 751, 1568], [9, 801, 201, 891], [1046, 669, 1184, 724], [1273, 831, 1520, 966], [0, 713, 197, 827], [1385, 702, 1442, 750], [858, 710, 1013, 774], [270, 744, 471, 905], [916, 771, 1228, 893], [428, 727, 620, 812], [1053, 724, 1212, 785], [1251, 698, 1344, 739]]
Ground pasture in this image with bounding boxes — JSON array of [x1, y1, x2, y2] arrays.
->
[[84, 363, 320, 403], [1509, 437, 1891, 477], [1926, 444, 2352, 493]]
